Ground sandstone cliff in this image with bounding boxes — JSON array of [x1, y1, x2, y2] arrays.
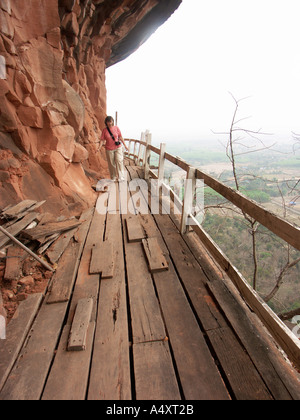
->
[[0, 0, 181, 215]]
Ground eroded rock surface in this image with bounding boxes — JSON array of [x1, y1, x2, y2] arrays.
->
[[0, 0, 181, 215]]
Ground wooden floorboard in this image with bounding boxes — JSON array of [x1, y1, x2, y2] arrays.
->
[[1, 165, 300, 401]]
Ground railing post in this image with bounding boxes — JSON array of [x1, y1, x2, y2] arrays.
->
[[144, 131, 152, 180], [180, 166, 197, 235], [127, 140, 132, 157], [133, 141, 138, 164], [137, 132, 145, 166], [158, 143, 166, 186]]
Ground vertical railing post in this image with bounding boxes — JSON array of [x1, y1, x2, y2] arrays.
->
[[180, 166, 197, 235], [158, 142, 166, 187], [127, 140, 132, 158], [137, 132, 145, 166], [133, 141, 138, 164], [144, 130, 152, 180]]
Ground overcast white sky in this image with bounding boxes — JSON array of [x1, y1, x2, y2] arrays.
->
[[106, 0, 300, 147]]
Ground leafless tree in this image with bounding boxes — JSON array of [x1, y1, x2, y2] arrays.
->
[[213, 94, 300, 315]]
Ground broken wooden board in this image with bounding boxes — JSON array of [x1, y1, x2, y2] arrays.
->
[[125, 215, 146, 243], [4, 245, 26, 281], [89, 241, 114, 279], [21, 219, 82, 241], [46, 228, 78, 264], [0, 200, 37, 220], [142, 237, 169, 273], [0, 212, 40, 249], [0, 293, 43, 393], [68, 298, 93, 352]]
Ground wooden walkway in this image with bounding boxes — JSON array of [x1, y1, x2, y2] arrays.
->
[[0, 163, 300, 400]]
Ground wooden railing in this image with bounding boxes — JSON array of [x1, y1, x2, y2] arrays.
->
[[124, 134, 300, 369]]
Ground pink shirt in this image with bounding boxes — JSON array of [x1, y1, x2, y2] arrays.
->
[[101, 126, 123, 150]]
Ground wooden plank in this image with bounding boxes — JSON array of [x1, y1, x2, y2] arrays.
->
[[89, 241, 114, 278], [153, 214, 223, 331], [68, 298, 93, 351], [46, 228, 77, 264], [131, 211, 230, 400], [153, 255, 230, 400], [0, 301, 68, 400], [125, 238, 166, 344], [88, 212, 131, 400], [207, 278, 294, 400], [125, 215, 145, 243], [43, 322, 95, 399], [0, 293, 43, 392], [21, 219, 82, 240], [4, 245, 26, 281], [207, 327, 272, 400], [0, 212, 40, 249], [142, 237, 168, 273], [133, 341, 181, 400], [191, 221, 300, 372], [42, 323, 95, 400], [1, 200, 37, 219], [47, 240, 81, 304]]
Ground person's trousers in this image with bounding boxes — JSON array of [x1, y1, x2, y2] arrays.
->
[[105, 147, 124, 180]]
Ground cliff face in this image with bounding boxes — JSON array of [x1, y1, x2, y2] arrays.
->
[[0, 0, 181, 215]]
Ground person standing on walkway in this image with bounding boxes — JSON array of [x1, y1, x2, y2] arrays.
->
[[100, 116, 128, 181]]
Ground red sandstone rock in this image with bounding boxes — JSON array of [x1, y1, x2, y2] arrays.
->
[[0, 0, 182, 215]]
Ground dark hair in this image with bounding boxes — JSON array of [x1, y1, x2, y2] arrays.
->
[[105, 116, 114, 127]]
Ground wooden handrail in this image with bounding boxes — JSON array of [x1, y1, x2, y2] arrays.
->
[[125, 138, 300, 251]]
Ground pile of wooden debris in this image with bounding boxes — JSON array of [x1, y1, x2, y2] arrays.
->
[[0, 200, 84, 321]]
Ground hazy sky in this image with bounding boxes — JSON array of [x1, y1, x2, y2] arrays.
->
[[106, 0, 300, 147]]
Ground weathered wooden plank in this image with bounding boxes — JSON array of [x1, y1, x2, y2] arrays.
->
[[142, 237, 168, 273], [0, 200, 37, 220], [46, 228, 77, 264], [133, 211, 230, 400], [133, 341, 181, 400], [68, 298, 93, 351], [191, 220, 300, 373], [153, 255, 230, 400], [207, 327, 272, 400], [42, 323, 95, 400], [0, 301, 68, 400], [66, 209, 104, 326], [0, 212, 40, 249], [207, 278, 294, 400], [89, 241, 114, 278], [153, 213, 224, 332], [4, 245, 26, 281], [88, 212, 131, 400], [0, 293, 43, 392], [125, 239, 166, 344], [47, 240, 81, 304], [125, 215, 145, 243], [21, 219, 82, 241]]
